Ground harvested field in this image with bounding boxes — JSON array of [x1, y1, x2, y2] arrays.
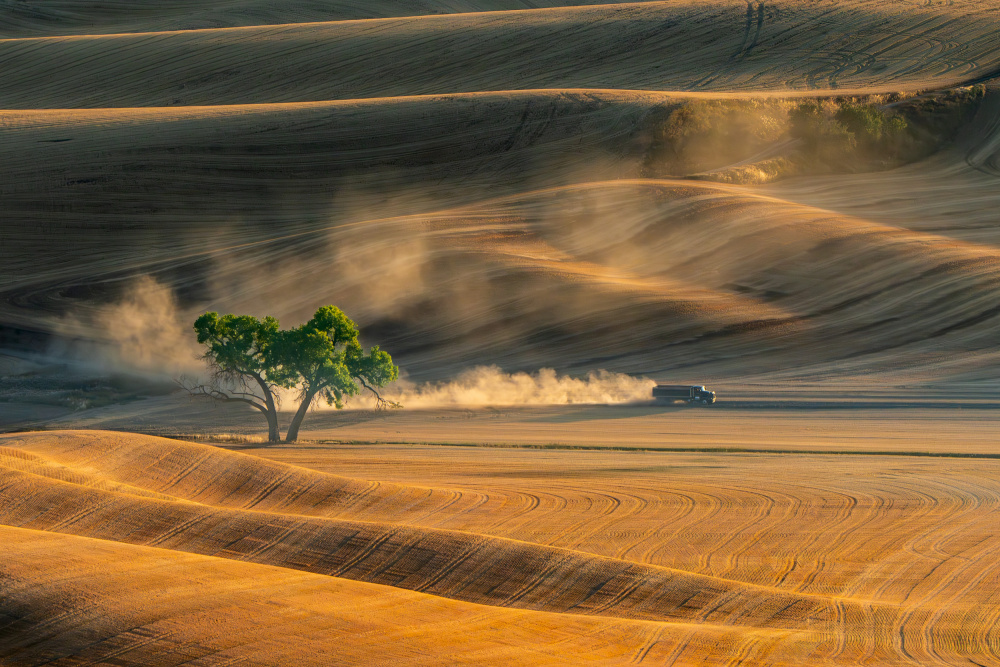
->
[[3, 429, 1000, 665], [2, 1, 1000, 383], [5, 0, 1000, 663]]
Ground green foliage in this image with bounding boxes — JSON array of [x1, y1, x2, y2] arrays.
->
[[193, 312, 280, 382], [834, 103, 909, 160], [890, 84, 985, 162], [191, 306, 399, 442], [788, 102, 856, 164], [351, 345, 398, 389], [644, 87, 986, 182], [272, 305, 398, 409], [788, 99, 916, 168], [643, 100, 789, 176]]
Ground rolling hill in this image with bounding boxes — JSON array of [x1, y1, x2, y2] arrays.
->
[[5, 0, 1000, 663]]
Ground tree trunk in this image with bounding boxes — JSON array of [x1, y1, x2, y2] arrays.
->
[[252, 375, 282, 443], [285, 390, 317, 442], [265, 409, 281, 443]]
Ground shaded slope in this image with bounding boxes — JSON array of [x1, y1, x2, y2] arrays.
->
[[7, 88, 1000, 380], [257, 178, 1000, 377], [7, 431, 1000, 665], [0, 0, 644, 37], [0, 92, 654, 285], [1, 1, 999, 108], [0, 434, 846, 631], [0, 91, 656, 363], [10, 114, 1000, 379], [0, 430, 473, 521], [3, 0, 1000, 386], [3, 526, 818, 666], [765, 86, 1000, 245]]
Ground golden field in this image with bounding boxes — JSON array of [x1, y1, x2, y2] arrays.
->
[[4, 427, 1000, 664], [4, 0, 1000, 664]]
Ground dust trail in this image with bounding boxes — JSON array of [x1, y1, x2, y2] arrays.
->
[[56, 274, 654, 406], [54, 276, 203, 377], [380, 366, 655, 407]]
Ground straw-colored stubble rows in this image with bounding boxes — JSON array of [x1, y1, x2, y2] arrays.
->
[[2, 430, 1000, 664]]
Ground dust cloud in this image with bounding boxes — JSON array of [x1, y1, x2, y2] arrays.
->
[[54, 276, 203, 377], [378, 366, 655, 407], [55, 275, 653, 409]]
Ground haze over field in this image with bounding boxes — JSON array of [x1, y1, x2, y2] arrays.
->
[[2, 0, 1000, 385], [4, 0, 1000, 664]]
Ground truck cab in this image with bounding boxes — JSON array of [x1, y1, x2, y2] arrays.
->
[[652, 384, 717, 405]]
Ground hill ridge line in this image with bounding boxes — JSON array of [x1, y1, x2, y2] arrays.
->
[[9, 177, 996, 268], [0, 86, 924, 115], [0, 454, 884, 608], [0, 1, 696, 43], [306, 440, 1000, 459], [0, 523, 828, 637], [3, 175, 999, 314]]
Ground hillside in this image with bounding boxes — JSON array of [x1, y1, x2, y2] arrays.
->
[[4, 430, 1000, 665], [2, 0, 1000, 383], [4, 1, 1000, 663]]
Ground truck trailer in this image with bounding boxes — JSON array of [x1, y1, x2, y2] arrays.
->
[[652, 384, 716, 405]]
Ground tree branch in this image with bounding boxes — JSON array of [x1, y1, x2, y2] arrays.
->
[[248, 370, 281, 408], [179, 381, 269, 414], [356, 376, 402, 411]]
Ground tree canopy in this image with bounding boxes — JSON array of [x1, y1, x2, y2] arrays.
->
[[190, 306, 398, 442]]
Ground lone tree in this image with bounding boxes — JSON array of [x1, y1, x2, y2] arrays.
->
[[188, 306, 399, 443]]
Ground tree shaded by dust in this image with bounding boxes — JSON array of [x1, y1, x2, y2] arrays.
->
[[790, 87, 985, 169], [789, 101, 912, 166], [788, 101, 857, 164], [642, 100, 790, 176], [188, 306, 398, 443], [641, 86, 985, 182]]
